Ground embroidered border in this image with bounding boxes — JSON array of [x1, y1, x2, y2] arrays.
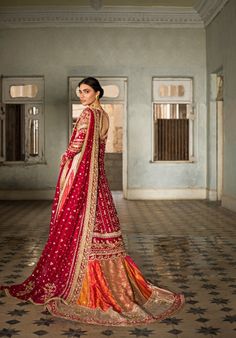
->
[[92, 230, 122, 238], [66, 108, 100, 304], [45, 288, 184, 326], [55, 110, 91, 219]]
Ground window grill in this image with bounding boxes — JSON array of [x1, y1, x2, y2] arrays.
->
[[152, 78, 194, 162], [0, 77, 44, 163]]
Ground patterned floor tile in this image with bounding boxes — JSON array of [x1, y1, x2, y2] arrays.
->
[[0, 196, 236, 337]]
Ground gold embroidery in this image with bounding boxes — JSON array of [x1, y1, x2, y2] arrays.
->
[[16, 281, 35, 297], [89, 238, 126, 261], [77, 123, 88, 131], [68, 142, 83, 151], [91, 239, 124, 249], [43, 107, 185, 324], [92, 230, 122, 238], [66, 107, 100, 304], [68, 114, 89, 153], [45, 276, 184, 326], [43, 283, 57, 301], [56, 109, 92, 217]]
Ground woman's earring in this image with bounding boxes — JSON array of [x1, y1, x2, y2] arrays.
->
[[91, 94, 100, 109]]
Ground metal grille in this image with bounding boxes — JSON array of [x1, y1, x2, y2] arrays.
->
[[5, 104, 24, 161], [154, 119, 189, 161], [153, 103, 189, 161]]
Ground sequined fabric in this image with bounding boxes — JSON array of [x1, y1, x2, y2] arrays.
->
[[1, 107, 98, 305], [1, 107, 185, 326]]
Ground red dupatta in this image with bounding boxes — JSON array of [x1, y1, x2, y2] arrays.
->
[[1, 107, 100, 306]]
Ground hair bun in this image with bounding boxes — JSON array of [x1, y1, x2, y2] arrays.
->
[[99, 86, 104, 99]]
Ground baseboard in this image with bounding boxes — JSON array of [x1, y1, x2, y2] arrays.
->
[[0, 188, 222, 203], [222, 194, 236, 213], [126, 188, 207, 200], [0, 190, 55, 200], [206, 189, 217, 201], [0, 189, 123, 200]]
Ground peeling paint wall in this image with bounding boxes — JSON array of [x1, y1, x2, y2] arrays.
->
[[0, 26, 206, 198]]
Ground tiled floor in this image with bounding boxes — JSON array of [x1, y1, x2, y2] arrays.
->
[[0, 194, 236, 337]]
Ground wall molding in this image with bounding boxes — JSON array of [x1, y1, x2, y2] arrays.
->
[[206, 188, 217, 201], [0, 5, 203, 28], [194, 0, 229, 26], [0, 1, 229, 29], [126, 188, 207, 200], [0, 1, 230, 29], [0, 188, 207, 201]]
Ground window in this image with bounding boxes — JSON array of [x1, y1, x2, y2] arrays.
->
[[10, 84, 38, 98], [152, 78, 195, 162], [0, 77, 44, 163], [0, 105, 6, 162]]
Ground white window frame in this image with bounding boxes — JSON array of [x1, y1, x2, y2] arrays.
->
[[0, 76, 45, 164], [0, 103, 6, 162], [152, 77, 196, 163]]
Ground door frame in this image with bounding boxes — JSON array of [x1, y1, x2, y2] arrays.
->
[[68, 76, 128, 196], [216, 74, 224, 201], [209, 72, 224, 201]]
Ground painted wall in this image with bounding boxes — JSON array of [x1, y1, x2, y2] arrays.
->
[[0, 26, 206, 199], [206, 0, 236, 211]]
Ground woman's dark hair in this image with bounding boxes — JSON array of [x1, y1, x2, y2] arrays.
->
[[78, 77, 104, 99]]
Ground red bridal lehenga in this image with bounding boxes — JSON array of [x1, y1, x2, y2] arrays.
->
[[1, 107, 184, 326]]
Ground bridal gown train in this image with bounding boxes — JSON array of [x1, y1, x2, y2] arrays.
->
[[1, 106, 185, 326]]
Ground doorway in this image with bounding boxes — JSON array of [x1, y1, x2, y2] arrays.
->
[[69, 77, 127, 192], [216, 75, 224, 201]]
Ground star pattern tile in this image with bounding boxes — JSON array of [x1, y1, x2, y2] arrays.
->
[[0, 197, 236, 337], [129, 328, 155, 337], [196, 326, 221, 335], [0, 328, 21, 337], [61, 328, 87, 337]]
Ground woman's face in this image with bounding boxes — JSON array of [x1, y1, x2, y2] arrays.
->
[[78, 84, 99, 106]]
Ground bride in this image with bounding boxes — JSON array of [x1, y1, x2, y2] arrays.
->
[[1, 77, 184, 326]]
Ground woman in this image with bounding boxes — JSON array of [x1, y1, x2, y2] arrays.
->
[[1, 77, 184, 326]]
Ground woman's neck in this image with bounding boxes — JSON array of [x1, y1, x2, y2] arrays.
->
[[89, 101, 102, 110]]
